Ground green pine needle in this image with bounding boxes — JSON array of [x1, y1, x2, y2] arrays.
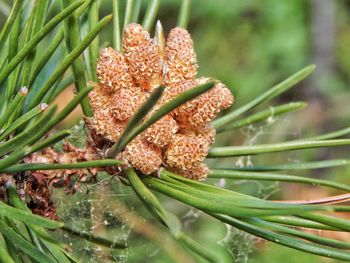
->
[[212, 65, 316, 129], [208, 139, 350, 157]]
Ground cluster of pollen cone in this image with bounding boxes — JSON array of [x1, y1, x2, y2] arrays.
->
[[86, 22, 234, 180]]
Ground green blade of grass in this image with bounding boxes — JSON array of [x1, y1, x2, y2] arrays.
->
[[61, 250, 79, 263], [0, 159, 124, 173], [107, 86, 164, 157], [26, 225, 45, 254], [177, 0, 191, 28], [7, 10, 20, 60], [126, 168, 183, 236], [218, 101, 306, 133], [0, 0, 84, 86], [0, 220, 56, 263], [20, 2, 36, 49], [28, 15, 111, 110], [211, 214, 350, 262], [118, 81, 216, 155], [212, 65, 315, 129], [209, 169, 350, 192], [208, 139, 350, 158], [0, 0, 22, 50], [142, 0, 160, 32], [32, 0, 49, 31]]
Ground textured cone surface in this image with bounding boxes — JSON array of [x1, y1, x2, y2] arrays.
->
[[87, 23, 234, 179]]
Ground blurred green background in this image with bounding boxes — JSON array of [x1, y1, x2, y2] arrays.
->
[[2, 0, 350, 262], [63, 1, 350, 262], [96, 1, 350, 262]]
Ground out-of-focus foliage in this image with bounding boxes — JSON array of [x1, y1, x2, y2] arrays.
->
[[2, 0, 350, 262]]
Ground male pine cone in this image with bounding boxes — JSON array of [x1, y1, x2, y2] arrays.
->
[[87, 23, 234, 180]]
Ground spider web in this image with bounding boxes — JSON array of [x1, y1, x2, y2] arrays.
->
[[51, 113, 302, 262], [216, 112, 302, 263], [51, 123, 133, 262], [54, 175, 133, 263]]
